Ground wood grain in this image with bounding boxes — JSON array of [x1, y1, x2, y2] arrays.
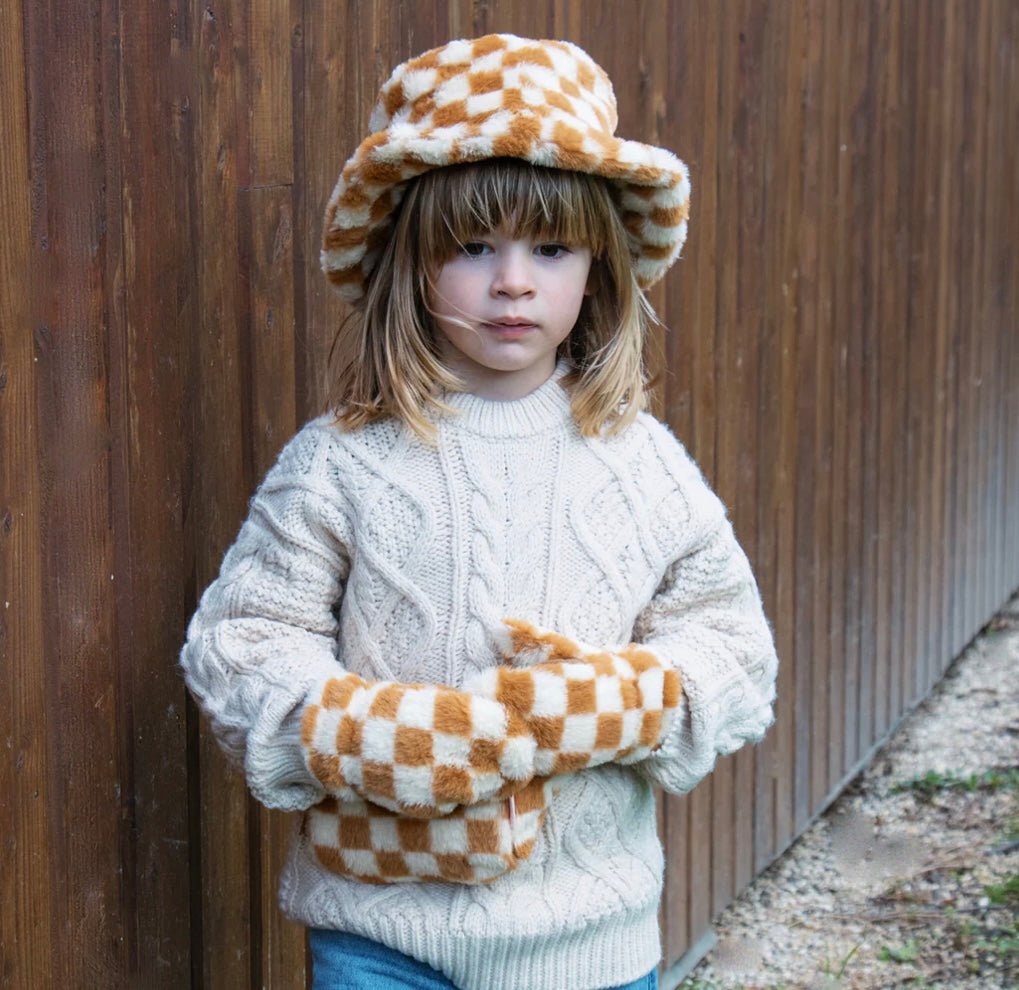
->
[[3, 2, 1019, 985], [1, 0, 53, 985]]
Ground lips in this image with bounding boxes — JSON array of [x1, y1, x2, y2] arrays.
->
[[483, 320, 538, 339]]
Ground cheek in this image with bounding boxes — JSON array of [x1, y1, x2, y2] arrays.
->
[[568, 271, 594, 315]]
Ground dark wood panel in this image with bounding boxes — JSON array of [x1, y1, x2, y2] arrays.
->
[[111, 2, 200, 982], [816, 0, 850, 794], [934, 2, 959, 674], [806, 0, 835, 813], [909, 0, 940, 703], [5, 2, 1019, 986], [245, 178, 306, 987], [989, 2, 1018, 611], [245, 10, 303, 981], [897, 0, 921, 713], [708, 0, 750, 914], [21, 0, 127, 983], [661, 0, 722, 950], [872, 1, 901, 741], [0, 2, 53, 986], [189, 2, 257, 985]]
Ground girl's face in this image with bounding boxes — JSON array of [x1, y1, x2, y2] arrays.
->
[[429, 225, 593, 400]]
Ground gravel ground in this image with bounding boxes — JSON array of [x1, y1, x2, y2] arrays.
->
[[678, 592, 1019, 990]]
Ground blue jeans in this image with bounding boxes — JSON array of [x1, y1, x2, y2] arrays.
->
[[308, 929, 658, 990]]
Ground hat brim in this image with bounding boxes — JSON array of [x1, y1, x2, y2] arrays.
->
[[322, 123, 689, 303]]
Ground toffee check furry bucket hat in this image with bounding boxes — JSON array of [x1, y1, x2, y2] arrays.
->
[[322, 33, 690, 303]]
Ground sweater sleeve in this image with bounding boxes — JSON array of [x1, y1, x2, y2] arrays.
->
[[179, 423, 353, 812], [629, 438, 779, 796]]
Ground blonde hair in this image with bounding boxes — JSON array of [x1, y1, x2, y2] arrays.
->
[[329, 159, 655, 439]]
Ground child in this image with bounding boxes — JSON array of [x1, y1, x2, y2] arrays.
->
[[181, 33, 778, 990]]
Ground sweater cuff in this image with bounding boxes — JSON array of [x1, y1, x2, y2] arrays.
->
[[246, 690, 327, 812]]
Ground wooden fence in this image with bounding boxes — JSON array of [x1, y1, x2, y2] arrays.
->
[[2, 1, 1017, 986]]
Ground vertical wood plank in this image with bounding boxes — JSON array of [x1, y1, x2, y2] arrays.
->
[[980, 0, 1000, 627], [774, 0, 808, 855], [249, 0, 295, 187], [662, 792, 690, 965], [907, 0, 937, 702], [301, 0, 377, 419], [674, 14, 722, 945], [728, 0, 764, 899], [985, 1, 1016, 610], [898, 0, 922, 710], [108, 0, 196, 981], [873, 0, 900, 740], [821, 0, 852, 784], [807, 0, 834, 811], [931, 2, 956, 678], [1010, 0, 1019, 597], [245, 180, 305, 989], [792, 0, 827, 831], [950, 5, 974, 659], [838, 0, 866, 772], [22, 1, 127, 983], [1007, 0, 1018, 598], [245, 3, 306, 984], [963, 2, 983, 631], [708, 0, 741, 913], [0, 2, 53, 985], [1008, 1, 1019, 598], [854, 1, 880, 759], [475, 0, 558, 37], [753, 0, 805, 871], [664, 1, 720, 474], [887, 0, 909, 720], [661, 0, 721, 952], [189, 2, 254, 986], [971, 2, 991, 634], [617, 2, 686, 958]]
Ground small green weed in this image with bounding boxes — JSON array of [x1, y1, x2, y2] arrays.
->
[[819, 942, 861, 979], [972, 918, 1019, 962], [892, 767, 1019, 799], [975, 933, 1019, 956], [879, 940, 919, 964], [984, 872, 1019, 906]]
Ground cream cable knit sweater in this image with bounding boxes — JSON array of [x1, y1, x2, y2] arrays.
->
[[180, 366, 778, 990]]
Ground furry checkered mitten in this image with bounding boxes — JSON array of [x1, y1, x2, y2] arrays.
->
[[463, 619, 682, 777], [301, 674, 537, 818], [307, 776, 553, 885]]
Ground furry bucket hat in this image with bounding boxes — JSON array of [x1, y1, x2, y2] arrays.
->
[[321, 33, 690, 303]]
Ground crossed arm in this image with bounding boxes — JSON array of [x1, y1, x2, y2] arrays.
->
[[299, 621, 682, 817]]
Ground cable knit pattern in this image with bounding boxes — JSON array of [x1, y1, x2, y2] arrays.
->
[[180, 365, 778, 990]]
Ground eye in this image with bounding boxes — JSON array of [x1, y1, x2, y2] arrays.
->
[[460, 241, 490, 257], [535, 243, 570, 259]]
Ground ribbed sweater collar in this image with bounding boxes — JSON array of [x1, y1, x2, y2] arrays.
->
[[439, 361, 573, 438]]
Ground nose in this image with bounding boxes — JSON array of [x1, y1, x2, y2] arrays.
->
[[490, 245, 535, 299]]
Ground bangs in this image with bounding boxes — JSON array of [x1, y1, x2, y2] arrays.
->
[[408, 159, 617, 268]]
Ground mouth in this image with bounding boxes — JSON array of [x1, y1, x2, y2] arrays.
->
[[483, 318, 538, 335]]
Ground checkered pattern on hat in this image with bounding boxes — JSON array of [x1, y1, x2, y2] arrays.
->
[[307, 777, 551, 885], [322, 33, 690, 302], [302, 674, 537, 818], [464, 619, 682, 776]]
